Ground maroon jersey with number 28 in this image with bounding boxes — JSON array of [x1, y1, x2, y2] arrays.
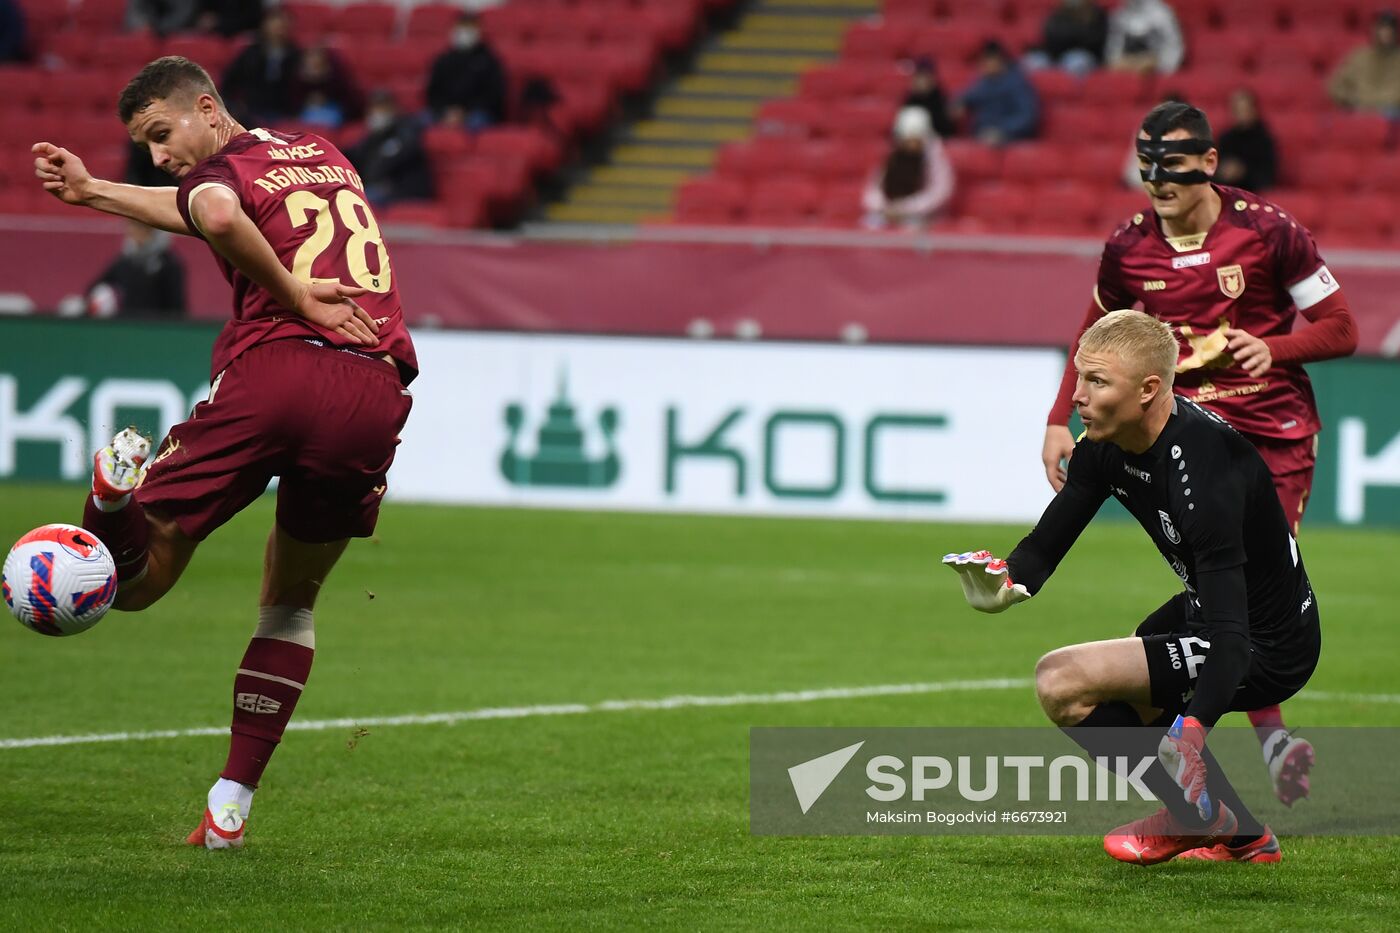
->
[[175, 127, 418, 384]]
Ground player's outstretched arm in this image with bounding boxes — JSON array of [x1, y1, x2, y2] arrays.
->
[[942, 551, 1031, 613], [32, 142, 192, 236], [188, 185, 380, 346]]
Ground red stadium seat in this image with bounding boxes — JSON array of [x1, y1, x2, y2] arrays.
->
[[70, 0, 125, 32], [674, 176, 747, 224], [716, 137, 807, 181], [958, 183, 1032, 232], [283, 2, 337, 43], [91, 32, 161, 73], [1028, 69, 1083, 104], [480, 6, 543, 45], [380, 201, 449, 228], [909, 24, 982, 65], [745, 177, 822, 226], [423, 125, 473, 162], [46, 31, 99, 68], [942, 139, 1003, 184], [1064, 149, 1133, 185], [475, 126, 564, 178], [1025, 183, 1102, 235], [1320, 113, 1392, 149], [841, 23, 913, 61], [1322, 194, 1394, 246], [163, 36, 237, 75], [1001, 142, 1060, 183], [406, 3, 463, 41], [800, 65, 871, 102], [883, 0, 938, 21], [816, 182, 866, 227], [0, 67, 43, 111], [1215, 0, 1288, 32], [820, 101, 899, 141], [1188, 32, 1263, 73], [331, 3, 398, 40], [754, 98, 823, 138], [46, 71, 111, 115], [1267, 189, 1323, 229], [804, 138, 886, 184], [1080, 70, 1154, 107], [1292, 151, 1366, 193], [1365, 154, 1400, 194]]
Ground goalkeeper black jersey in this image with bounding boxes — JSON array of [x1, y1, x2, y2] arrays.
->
[[1007, 396, 1318, 724]]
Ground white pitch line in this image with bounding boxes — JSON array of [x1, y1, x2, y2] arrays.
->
[[0, 679, 1032, 751], [2, 680, 1395, 751]]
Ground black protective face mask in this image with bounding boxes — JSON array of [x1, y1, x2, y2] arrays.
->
[[1136, 135, 1214, 186]]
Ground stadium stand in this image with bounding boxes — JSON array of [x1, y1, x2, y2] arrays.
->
[[666, 0, 1400, 246], [2, 0, 1396, 249], [2, 0, 734, 227]]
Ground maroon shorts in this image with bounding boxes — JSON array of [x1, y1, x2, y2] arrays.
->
[[136, 339, 413, 543], [1244, 432, 1318, 535]]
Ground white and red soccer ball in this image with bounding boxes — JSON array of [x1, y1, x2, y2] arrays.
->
[[3, 524, 117, 636]]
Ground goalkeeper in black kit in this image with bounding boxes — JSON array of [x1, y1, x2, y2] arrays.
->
[[944, 309, 1320, 865]]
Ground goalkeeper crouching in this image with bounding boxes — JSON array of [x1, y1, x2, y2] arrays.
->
[[945, 309, 1320, 864]]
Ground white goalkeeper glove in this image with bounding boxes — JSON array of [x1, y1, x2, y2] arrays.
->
[[942, 550, 1032, 614]]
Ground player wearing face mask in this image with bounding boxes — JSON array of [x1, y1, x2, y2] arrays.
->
[[1040, 101, 1357, 819], [425, 12, 508, 130]]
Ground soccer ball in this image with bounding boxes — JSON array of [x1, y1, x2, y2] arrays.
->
[[3, 524, 117, 636]]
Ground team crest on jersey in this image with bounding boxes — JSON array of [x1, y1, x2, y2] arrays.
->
[[1159, 510, 1182, 544], [1217, 264, 1245, 299]]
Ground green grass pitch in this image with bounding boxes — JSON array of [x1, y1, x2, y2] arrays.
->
[[2, 484, 1398, 930]]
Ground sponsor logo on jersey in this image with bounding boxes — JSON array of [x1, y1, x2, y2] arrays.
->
[[1217, 264, 1246, 299], [1159, 510, 1181, 544], [1142, 280, 1167, 291], [1172, 252, 1212, 269], [1124, 464, 1152, 483]]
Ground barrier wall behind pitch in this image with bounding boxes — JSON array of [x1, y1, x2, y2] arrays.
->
[[2, 318, 1399, 526]]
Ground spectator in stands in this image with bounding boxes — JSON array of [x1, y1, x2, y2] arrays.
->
[[861, 106, 956, 230], [1024, 0, 1109, 77], [955, 41, 1040, 146], [295, 45, 363, 129], [196, 0, 264, 38], [221, 7, 301, 124], [345, 90, 434, 207], [426, 11, 507, 129], [85, 220, 186, 319], [1328, 10, 1400, 115], [0, 0, 27, 63], [1105, 0, 1184, 76], [127, 1, 199, 36], [1216, 88, 1277, 193], [903, 57, 957, 138]]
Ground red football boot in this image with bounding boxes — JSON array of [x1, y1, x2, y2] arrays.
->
[[1103, 803, 1237, 865]]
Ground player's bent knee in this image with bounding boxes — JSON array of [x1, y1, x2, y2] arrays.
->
[[1035, 649, 1093, 726]]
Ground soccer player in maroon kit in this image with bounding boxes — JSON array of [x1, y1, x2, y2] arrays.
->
[[1039, 102, 1357, 820], [31, 56, 417, 848]]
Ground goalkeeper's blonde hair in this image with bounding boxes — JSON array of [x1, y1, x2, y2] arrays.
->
[[1079, 310, 1178, 386]]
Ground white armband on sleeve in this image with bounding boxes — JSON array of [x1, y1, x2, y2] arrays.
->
[[186, 181, 238, 236], [1287, 265, 1340, 311]]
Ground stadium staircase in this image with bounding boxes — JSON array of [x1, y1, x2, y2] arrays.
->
[[541, 0, 879, 224]]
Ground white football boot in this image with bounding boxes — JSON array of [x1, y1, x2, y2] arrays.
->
[[92, 428, 151, 503], [186, 803, 246, 850]]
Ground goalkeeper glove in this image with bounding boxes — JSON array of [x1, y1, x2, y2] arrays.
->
[[942, 550, 1031, 614], [1158, 714, 1213, 821]]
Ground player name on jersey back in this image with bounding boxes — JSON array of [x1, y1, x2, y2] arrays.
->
[[251, 139, 366, 194]]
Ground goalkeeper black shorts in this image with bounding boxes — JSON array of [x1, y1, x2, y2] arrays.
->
[[1135, 590, 1321, 715]]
